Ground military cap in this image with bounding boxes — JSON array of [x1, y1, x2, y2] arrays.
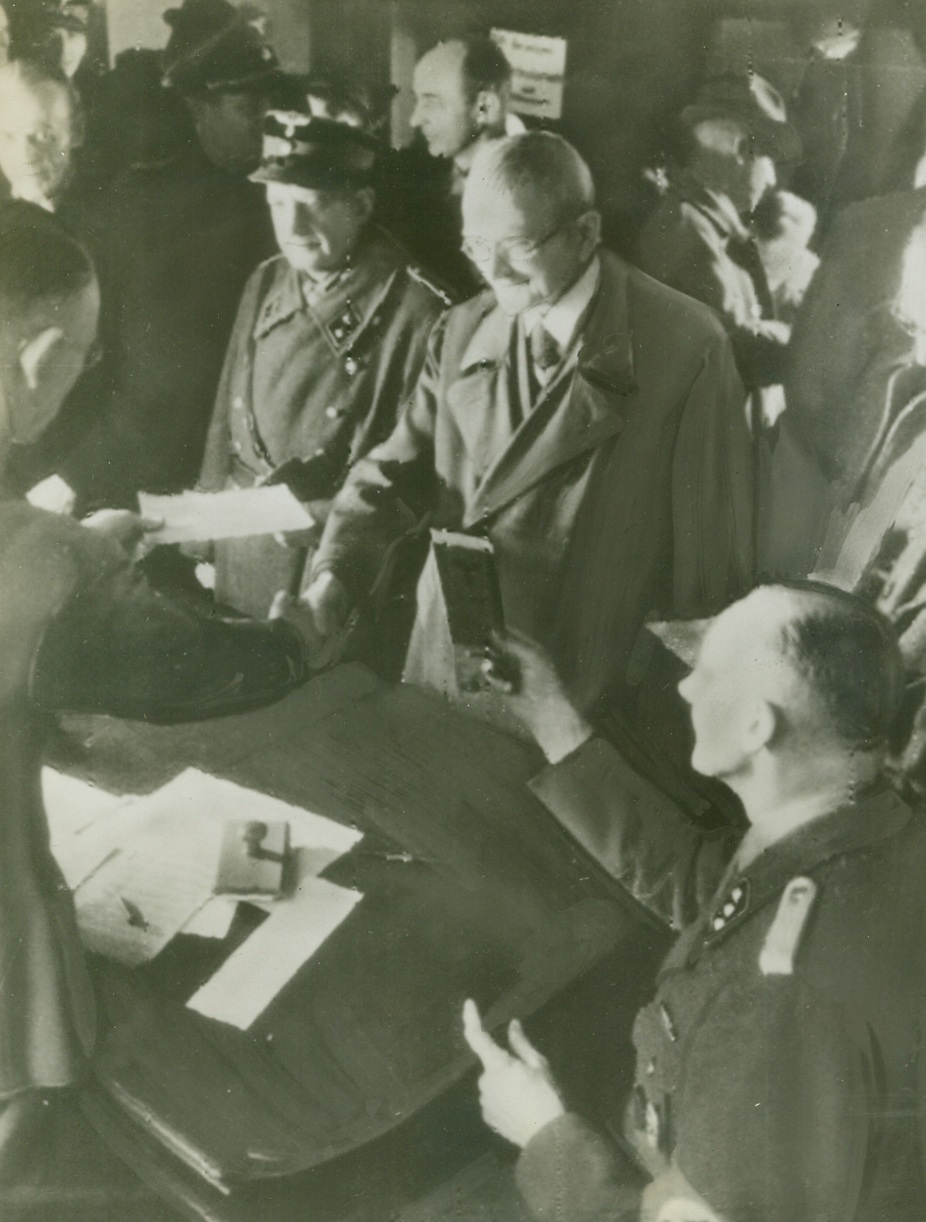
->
[[250, 111, 379, 190], [162, 0, 279, 95], [680, 72, 802, 164], [34, 0, 91, 34]]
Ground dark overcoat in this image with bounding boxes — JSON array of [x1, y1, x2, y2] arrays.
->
[[0, 501, 305, 1097], [312, 250, 754, 729]]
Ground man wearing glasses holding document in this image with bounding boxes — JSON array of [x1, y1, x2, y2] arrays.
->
[[301, 132, 754, 768]]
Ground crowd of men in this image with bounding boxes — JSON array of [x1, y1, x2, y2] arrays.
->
[[2, 0, 926, 1218]]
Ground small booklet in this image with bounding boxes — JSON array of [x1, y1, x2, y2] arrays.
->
[[430, 529, 505, 692], [431, 529, 505, 646]]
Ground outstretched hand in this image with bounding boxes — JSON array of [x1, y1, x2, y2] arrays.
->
[[81, 509, 163, 559], [477, 630, 594, 763], [462, 998, 565, 1148]]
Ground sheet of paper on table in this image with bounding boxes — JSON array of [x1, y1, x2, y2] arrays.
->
[[138, 486, 313, 546], [187, 852, 362, 1029], [60, 769, 362, 966]]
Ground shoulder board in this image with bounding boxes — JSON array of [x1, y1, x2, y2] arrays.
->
[[759, 876, 817, 977], [407, 265, 455, 308]]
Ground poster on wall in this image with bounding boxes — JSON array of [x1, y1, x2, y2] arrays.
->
[[490, 28, 569, 120]]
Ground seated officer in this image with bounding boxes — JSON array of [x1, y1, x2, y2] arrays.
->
[[197, 110, 448, 618], [0, 207, 317, 1179], [302, 132, 753, 759], [463, 584, 925, 1222]]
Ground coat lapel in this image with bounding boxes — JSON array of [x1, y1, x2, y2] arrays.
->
[[465, 258, 638, 527]]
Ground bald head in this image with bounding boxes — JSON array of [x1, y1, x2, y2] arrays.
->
[[0, 61, 76, 208], [679, 583, 903, 782], [466, 131, 595, 230]]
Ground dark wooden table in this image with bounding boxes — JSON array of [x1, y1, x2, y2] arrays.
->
[[56, 666, 667, 1221]]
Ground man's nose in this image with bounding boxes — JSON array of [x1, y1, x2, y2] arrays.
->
[[677, 673, 693, 703], [289, 203, 316, 235], [409, 100, 423, 128], [487, 244, 514, 279]]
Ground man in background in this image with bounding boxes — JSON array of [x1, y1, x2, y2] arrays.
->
[[50, 0, 280, 517], [383, 34, 522, 298]]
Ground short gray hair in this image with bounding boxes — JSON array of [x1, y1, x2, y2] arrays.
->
[[468, 131, 596, 224]]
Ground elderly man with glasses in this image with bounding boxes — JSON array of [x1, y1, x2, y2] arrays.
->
[[300, 132, 754, 768]]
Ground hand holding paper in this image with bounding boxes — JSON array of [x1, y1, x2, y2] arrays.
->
[[138, 486, 314, 547]]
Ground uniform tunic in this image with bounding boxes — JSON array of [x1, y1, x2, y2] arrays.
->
[[513, 738, 926, 1222], [198, 225, 446, 618], [0, 501, 306, 1097]]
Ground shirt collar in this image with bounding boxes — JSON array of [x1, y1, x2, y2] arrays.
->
[[522, 254, 601, 351]]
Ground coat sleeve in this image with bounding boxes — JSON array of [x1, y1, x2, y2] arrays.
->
[[30, 536, 307, 723], [308, 312, 447, 600], [670, 332, 755, 615], [528, 737, 737, 930], [515, 1112, 645, 1222]]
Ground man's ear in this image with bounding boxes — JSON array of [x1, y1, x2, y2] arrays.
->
[[474, 89, 503, 131], [743, 698, 778, 755], [18, 327, 63, 390], [576, 210, 602, 259], [353, 186, 376, 225]]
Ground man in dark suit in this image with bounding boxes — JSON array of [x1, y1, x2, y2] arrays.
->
[[301, 132, 753, 758], [464, 582, 926, 1222]]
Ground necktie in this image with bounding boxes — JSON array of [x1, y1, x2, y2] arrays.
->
[[530, 322, 561, 375]]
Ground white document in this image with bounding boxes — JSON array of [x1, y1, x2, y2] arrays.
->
[[74, 794, 223, 966], [64, 769, 361, 966], [43, 768, 126, 843], [181, 898, 239, 940], [187, 857, 361, 1029], [138, 485, 313, 546], [26, 474, 77, 515]]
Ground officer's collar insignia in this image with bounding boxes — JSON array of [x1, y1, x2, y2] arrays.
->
[[326, 302, 361, 348], [758, 876, 817, 976], [707, 877, 750, 937]]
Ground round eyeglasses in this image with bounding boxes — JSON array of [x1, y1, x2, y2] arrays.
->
[[461, 217, 576, 269]]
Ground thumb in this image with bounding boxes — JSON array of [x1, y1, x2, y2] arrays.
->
[[462, 999, 507, 1069], [507, 1018, 547, 1070], [268, 590, 294, 620]]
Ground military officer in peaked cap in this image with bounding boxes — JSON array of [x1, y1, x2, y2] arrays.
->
[[198, 110, 449, 618], [464, 582, 926, 1222]]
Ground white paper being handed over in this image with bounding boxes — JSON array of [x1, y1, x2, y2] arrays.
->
[[138, 485, 313, 546]]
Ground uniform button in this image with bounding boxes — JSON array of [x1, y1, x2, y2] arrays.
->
[[325, 406, 338, 419], [712, 916, 725, 931], [645, 1059, 656, 1076], [233, 396, 244, 411], [731, 886, 744, 902], [722, 902, 736, 917], [314, 447, 325, 457], [232, 440, 242, 455]]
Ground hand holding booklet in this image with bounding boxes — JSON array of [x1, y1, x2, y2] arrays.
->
[[138, 485, 313, 546]]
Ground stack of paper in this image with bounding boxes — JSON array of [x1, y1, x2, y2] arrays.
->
[[46, 768, 363, 975]]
